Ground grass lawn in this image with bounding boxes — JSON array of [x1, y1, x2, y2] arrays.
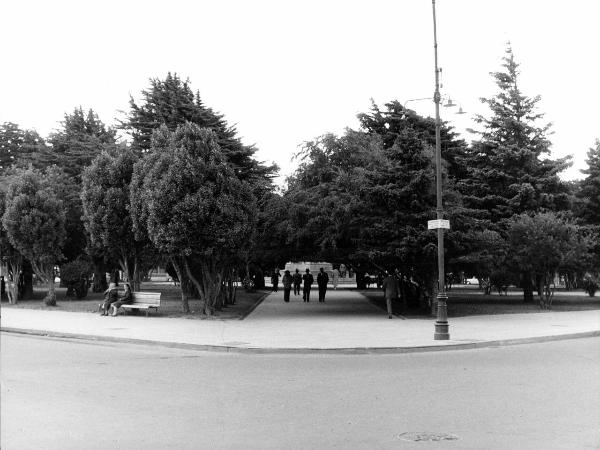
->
[[0, 281, 269, 320], [362, 285, 600, 318], [4, 283, 598, 319]]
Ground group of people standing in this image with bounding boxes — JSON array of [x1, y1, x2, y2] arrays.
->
[[272, 268, 330, 303], [270, 267, 401, 319]]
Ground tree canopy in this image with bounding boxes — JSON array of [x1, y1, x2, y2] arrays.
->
[[460, 47, 572, 223], [47, 107, 117, 181], [0, 123, 46, 176], [122, 73, 276, 184], [2, 167, 66, 305], [81, 145, 149, 289], [282, 100, 471, 299], [131, 123, 256, 314]]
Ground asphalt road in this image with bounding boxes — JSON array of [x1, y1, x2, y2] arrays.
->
[[2, 333, 599, 449]]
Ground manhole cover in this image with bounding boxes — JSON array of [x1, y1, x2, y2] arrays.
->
[[398, 432, 459, 442]]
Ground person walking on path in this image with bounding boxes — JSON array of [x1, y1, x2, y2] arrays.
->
[[382, 272, 399, 319], [293, 269, 302, 296], [332, 267, 340, 290], [282, 270, 293, 302], [100, 282, 119, 316], [317, 267, 329, 302], [271, 269, 280, 292], [109, 282, 133, 316], [302, 268, 314, 302]]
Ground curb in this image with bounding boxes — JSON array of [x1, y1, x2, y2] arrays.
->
[[2, 326, 599, 355]]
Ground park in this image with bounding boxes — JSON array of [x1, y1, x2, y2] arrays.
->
[[2, 1, 600, 448]]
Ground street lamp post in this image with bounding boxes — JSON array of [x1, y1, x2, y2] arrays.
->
[[432, 0, 449, 340]]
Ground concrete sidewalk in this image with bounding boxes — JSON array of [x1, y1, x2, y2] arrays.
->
[[1, 289, 599, 353]]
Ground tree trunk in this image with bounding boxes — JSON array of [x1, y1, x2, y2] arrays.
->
[[44, 277, 57, 306], [119, 252, 131, 286], [227, 270, 236, 305], [132, 255, 141, 292], [171, 257, 190, 313], [30, 261, 57, 306], [522, 271, 534, 303], [187, 259, 223, 316], [538, 272, 554, 309], [5, 256, 23, 304], [92, 258, 107, 292], [20, 261, 34, 299]]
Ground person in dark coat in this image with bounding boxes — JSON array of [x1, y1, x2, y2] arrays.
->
[[100, 282, 119, 316], [302, 269, 314, 302], [293, 269, 302, 296], [317, 267, 329, 302], [282, 270, 293, 302], [382, 272, 399, 319], [271, 270, 280, 292], [110, 282, 133, 316]]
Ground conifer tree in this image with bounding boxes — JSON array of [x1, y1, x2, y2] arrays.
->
[[461, 46, 573, 301], [122, 73, 276, 184], [577, 140, 600, 225], [577, 140, 600, 270], [0, 122, 46, 175], [47, 107, 116, 181], [462, 46, 572, 222]]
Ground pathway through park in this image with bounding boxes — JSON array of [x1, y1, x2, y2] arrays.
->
[[243, 287, 406, 348]]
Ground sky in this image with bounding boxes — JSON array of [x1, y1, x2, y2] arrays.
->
[[1, 0, 598, 186]]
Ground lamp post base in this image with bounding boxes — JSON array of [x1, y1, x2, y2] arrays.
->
[[434, 293, 450, 340], [434, 321, 449, 340]]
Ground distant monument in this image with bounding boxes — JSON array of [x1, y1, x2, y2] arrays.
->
[[284, 261, 333, 275]]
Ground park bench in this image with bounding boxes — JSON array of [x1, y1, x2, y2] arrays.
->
[[99, 291, 162, 317], [119, 292, 161, 316]]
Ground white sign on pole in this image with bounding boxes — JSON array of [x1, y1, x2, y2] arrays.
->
[[427, 219, 450, 230]]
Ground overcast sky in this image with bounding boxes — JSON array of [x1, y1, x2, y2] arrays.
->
[[1, 0, 598, 185]]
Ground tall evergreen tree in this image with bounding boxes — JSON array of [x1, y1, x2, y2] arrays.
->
[[577, 140, 600, 225], [0, 122, 46, 176], [461, 46, 572, 222], [47, 107, 116, 181], [461, 46, 573, 301], [576, 140, 600, 270], [122, 73, 276, 184]]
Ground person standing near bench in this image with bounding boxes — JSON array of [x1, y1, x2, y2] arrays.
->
[[110, 282, 133, 316], [100, 282, 119, 316], [271, 269, 280, 292], [382, 272, 399, 319], [282, 270, 293, 302], [293, 269, 302, 297], [332, 267, 340, 290], [317, 267, 329, 302], [302, 268, 314, 302]]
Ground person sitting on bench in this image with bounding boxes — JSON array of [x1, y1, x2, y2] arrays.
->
[[100, 283, 119, 316], [110, 283, 133, 316]]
